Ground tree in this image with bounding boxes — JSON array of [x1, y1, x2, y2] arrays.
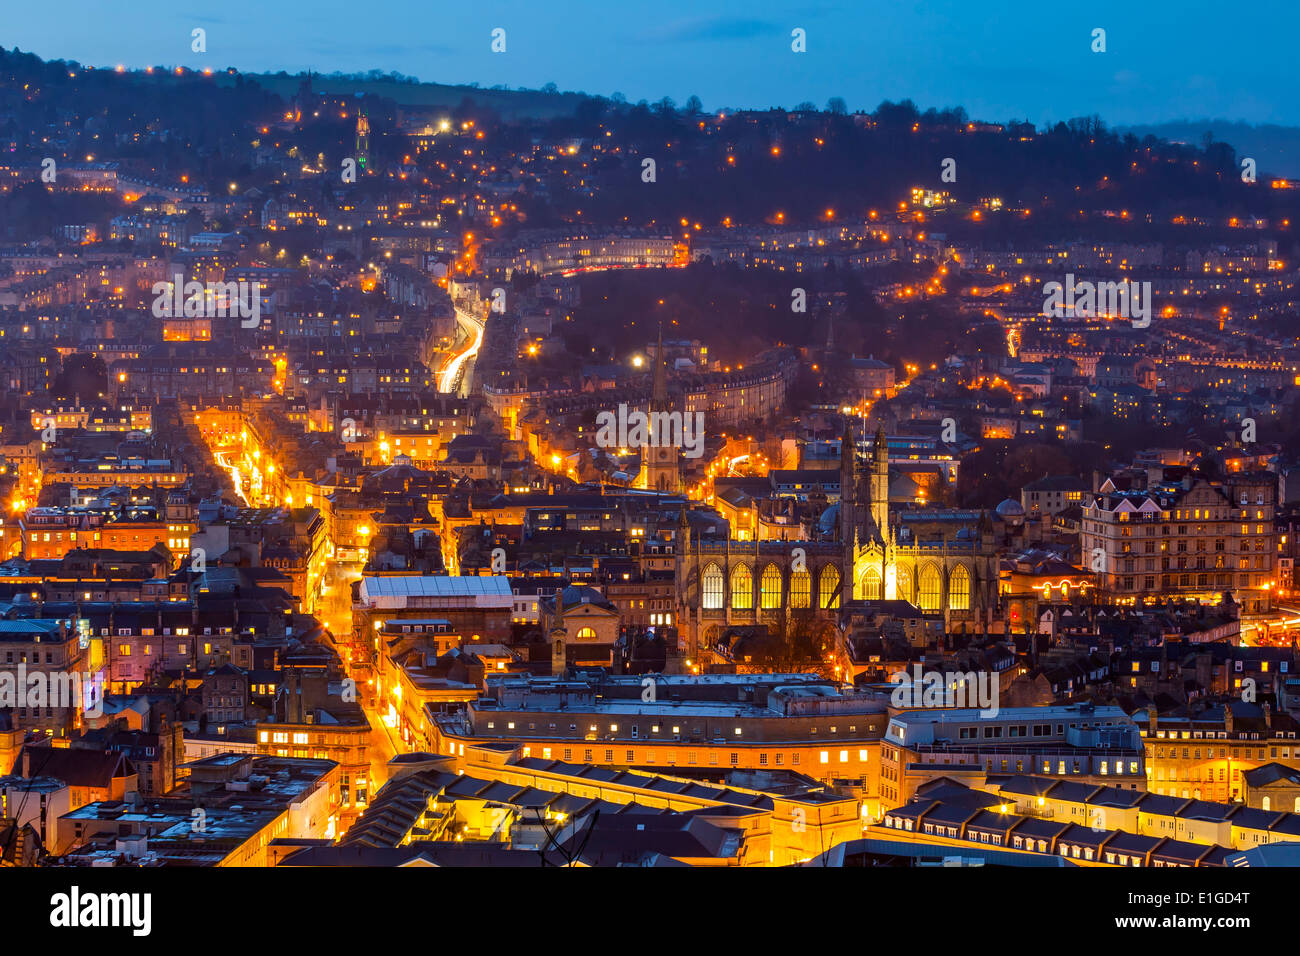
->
[[874, 98, 920, 128], [1193, 455, 1223, 480], [746, 609, 839, 677], [528, 807, 600, 866], [51, 353, 108, 400], [827, 96, 847, 115]]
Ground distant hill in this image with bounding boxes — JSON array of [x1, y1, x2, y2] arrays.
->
[[224, 72, 1300, 180], [1117, 120, 1300, 178], [229, 72, 588, 120]]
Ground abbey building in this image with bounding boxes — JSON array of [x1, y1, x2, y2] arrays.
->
[[674, 421, 1001, 659]]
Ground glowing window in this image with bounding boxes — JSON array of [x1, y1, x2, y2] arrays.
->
[[918, 565, 941, 611], [862, 567, 883, 601], [819, 564, 841, 609], [790, 569, 811, 608], [949, 564, 971, 610], [701, 564, 723, 609], [731, 565, 753, 610], [760, 564, 782, 609]]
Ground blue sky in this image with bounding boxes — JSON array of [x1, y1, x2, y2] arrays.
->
[[5, 0, 1298, 126]]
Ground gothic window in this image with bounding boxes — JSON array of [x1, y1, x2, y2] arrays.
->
[[819, 564, 841, 609], [760, 563, 782, 609], [949, 564, 971, 611], [862, 567, 883, 601], [790, 569, 811, 608], [702, 564, 723, 609], [895, 565, 913, 603], [731, 564, 753, 610], [918, 565, 941, 611]]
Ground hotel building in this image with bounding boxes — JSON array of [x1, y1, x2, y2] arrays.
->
[[1081, 475, 1277, 613]]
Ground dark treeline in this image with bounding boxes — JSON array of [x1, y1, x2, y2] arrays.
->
[[518, 95, 1289, 231]]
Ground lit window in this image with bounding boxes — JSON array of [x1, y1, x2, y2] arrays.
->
[[731, 565, 753, 609], [760, 563, 782, 609], [701, 564, 724, 609]]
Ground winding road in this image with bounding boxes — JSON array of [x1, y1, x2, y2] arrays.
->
[[437, 303, 485, 395]]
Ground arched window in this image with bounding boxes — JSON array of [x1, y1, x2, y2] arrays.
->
[[895, 565, 912, 603], [862, 567, 883, 601], [1262, 796, 1271, 811], [918, 565, 941, 611], [701, 564, 724, 609], [576, 627, 597, 641], [819, 564, 841, 609], [731, 564, 753, 610], [790, 569, 811, 608], [948, 564, 971, 611], [760, 564, 782, 609]]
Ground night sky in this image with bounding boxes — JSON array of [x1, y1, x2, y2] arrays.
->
[[4, 0, 1298, 126]]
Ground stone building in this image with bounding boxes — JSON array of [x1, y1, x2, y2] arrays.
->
[[675, 421, 1001, 660]]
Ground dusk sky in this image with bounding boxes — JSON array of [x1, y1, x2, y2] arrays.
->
[[4, 0, 1299, 127]]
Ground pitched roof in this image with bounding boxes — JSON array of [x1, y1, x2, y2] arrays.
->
[[18, 746, 135, 789]]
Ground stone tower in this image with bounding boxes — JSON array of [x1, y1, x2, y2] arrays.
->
[[643, 322, 680, 493], [871, 420, 890, 534]]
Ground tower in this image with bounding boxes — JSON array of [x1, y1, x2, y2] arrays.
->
[[550, 625, 568, 676], [871, 421, 889, 535], [293, 71, 314, 123], [355, 108, 370, 171], [838, 420, 856, 540], [643, 323, 680, 493]]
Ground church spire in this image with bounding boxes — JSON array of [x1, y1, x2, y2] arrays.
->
[[651, 320, 668, 411], [642, 321, 679, 493]]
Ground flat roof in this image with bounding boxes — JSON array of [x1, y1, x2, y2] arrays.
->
[[475, 698, 882, 720], [889, 703, 1131, 724], [360, 575, 513, 608]]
